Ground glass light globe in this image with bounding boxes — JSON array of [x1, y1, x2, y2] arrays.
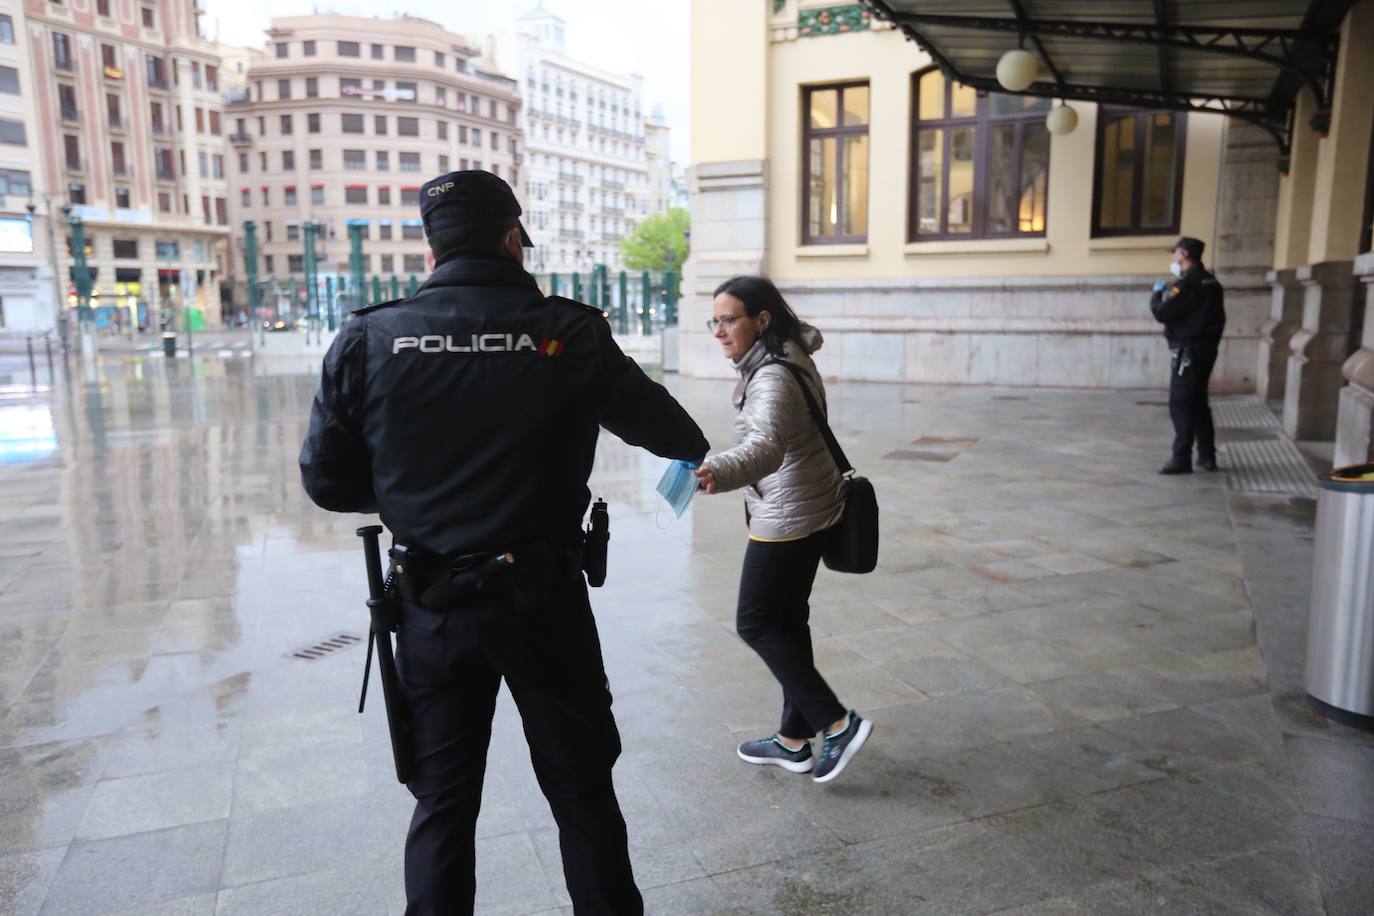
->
[[1046, 104, 1078, 136], [996, 49, 1038, 92]]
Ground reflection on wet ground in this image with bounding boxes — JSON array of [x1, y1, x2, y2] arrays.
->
[[0, 353, 1371, 915]]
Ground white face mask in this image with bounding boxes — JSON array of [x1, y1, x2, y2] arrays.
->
[[1169, 261, 1183, 278]]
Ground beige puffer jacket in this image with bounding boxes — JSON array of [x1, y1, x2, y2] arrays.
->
[[702, 324, 846, 541]]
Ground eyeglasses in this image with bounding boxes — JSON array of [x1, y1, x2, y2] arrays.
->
[[705, 314, 747, 333]]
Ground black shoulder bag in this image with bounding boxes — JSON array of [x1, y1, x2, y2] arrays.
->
[[757, 360, 879, 574]]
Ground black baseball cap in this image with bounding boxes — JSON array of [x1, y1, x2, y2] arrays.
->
[[1169, 236, 1204, 261], [419, 170, 533, 247]]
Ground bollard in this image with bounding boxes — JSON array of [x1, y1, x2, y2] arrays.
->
[[162, 331, 177, 358], [26, 337, 36, 387]]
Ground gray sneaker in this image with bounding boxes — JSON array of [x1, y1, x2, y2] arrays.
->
[[812, 712, 873, 784], [737, 735, 814, 773]]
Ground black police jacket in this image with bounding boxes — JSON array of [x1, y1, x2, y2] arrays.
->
[[299, 255, 709, 556], [1149, 264, 1226, 348]]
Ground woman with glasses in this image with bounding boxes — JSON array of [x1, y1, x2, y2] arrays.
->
[[693, 275, 873, 784]]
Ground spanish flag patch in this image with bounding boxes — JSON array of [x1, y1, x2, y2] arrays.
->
[[539, 338, 564, 358]]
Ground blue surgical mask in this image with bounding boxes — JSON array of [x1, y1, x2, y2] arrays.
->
[[656, 459, 699, 519]]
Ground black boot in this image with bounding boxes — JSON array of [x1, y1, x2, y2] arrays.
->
[[1159, 459, 1193, 475], [1197, 454, 1219, 472]]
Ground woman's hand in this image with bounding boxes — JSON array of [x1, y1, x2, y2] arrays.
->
[[693, 466, 717, 494]]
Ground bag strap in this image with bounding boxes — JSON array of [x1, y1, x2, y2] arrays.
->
[[745, 359, 853, 476]]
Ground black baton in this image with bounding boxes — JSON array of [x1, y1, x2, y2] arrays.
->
[[357, 524, 414, 784]]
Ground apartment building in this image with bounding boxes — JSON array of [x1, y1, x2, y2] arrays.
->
[[26, 0, 230, 329], [225, 14, 522, 305], [0, 0, 49, 332]]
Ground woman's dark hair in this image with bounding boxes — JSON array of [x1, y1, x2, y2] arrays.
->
[[713, 275, 805, 356]]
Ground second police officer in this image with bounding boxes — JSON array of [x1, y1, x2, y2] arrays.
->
[[300, 170, 709, 915], [1150, 236, 1226, 475]]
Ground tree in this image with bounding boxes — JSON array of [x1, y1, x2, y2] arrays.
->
[[619, 208, 689, 273]]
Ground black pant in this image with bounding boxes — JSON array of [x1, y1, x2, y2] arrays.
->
[[396, 574, 642, 916], [736, 532, 847, 738], [1169, 342, 1219, 465]]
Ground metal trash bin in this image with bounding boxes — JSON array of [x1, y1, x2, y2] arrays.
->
[[1305, 462, 1374, 723], [161, 332, 177, 358]]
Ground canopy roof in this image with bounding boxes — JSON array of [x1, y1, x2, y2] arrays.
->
[[865, 0, 1350, 153]]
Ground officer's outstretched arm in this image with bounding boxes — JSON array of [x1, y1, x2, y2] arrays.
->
[[300, 321, 377, 513], [595, 323, 708, 462]]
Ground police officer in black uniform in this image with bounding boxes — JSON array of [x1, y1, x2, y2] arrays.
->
[[1150, 236, 1226, 475], [299, 170, 709, 915]]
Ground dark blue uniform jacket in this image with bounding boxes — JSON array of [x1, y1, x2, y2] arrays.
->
[[299, 255, 708, 556]]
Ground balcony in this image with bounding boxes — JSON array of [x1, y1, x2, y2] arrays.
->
[[601, 179, 624, 191], [601, 205, 624, 216], [60, 106, 79, 124], [112, 162, 129, 177], [108, 117, 128, 132], [64, 158, 86, 173], [558, 228, 584, 240], [148, 77, 169, 91], [230, 132, 252, 145], [558, 172, 583, 185], [155, 167, 175, 181], [556, 200, 583, 213], [601, 232, 622, 242]]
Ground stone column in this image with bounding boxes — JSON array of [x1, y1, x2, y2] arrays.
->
[[679, 160, 767, 379], [1333, 250, 1374, 467], [1283, 260, 1357, 440], [1258, 269, 1304, 400]]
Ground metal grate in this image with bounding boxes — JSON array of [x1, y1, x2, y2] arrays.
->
[[1224, 438, 1319, 498], [286, 632, 365, 661], [1213, 397, 1281, 430]]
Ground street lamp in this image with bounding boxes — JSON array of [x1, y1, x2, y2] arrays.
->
[[26, 194, 71, 355]]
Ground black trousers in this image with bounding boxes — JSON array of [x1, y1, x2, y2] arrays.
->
[[1169, 342, 1219, 465], [736, 532, 847, 739], [396, 574, 642, 916]]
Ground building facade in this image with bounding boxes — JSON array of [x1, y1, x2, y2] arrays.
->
[[683, 1, 1266, 390], [224, 15, 522, 313], [498, 4, 649, 275], [645, 103, 676, 215], [25, 0, 230, 331], [0, 0, 51, 332]]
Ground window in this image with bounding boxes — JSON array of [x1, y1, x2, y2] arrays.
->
[[303, 40, 316, 57], [63, 134, 81, 169], [115, 187, 130, 208], [308, 113, 321, 134], [194, 107, 204, 132], [141, 6, 154, 27], [284, 186, 297, 205], [113, 238, 138, 259], [59, 84, 78, 121], [1093, 109, 1186, 236], [158, 192, 171, 213], [111, 141, 126, 175], [434, 51, 445, 68], [394, 46, 416, 62], [437, 121, 448, 140], [459, 125, 468, 144], [398, 117, 419, 137], [67, 182, 86, 205], [209, 110, 221, 135], [345, 185, 368, 204], [97, 0, 110, 15], [376, 151, 389, 170], [439, 155, 449, 172], [340, 77, 362, 94], [191, 62, 202, 89], [198, 151, 208, 178], [491, 132, 499, 150], [401, 187, 420, 206], [399, 152, 421, 173], [241, 188, 251, 206], [275, 42, 288, 59], [239, 152, 248, 171], [0, 67, 18, 95], [402, 224, 423, 240], [341, 113, 364, 133], [146, 55, 167, 88], [212, 154, 224, 178], [151, 102, 165, 134], [0, 169, 31, 197], [378, 186, 391, 205], [261, 187, 269, 205], [0, 14, 12, 44], [277, 78, 291, 100], [344, 149, 366, 170], [802, 82, 870, 243], [909, 69, 1049, 240], [472, 128, 482, 147], [380, 253, 394, 271], [371, 43, 384, 60], [306, 77, 318, 98], [309, 149, 322, 169], [338, 41, 360, 58], [395, 81, 417, 99], [282, 150, 295, 170], [206, 65, 218, 92], [404, 254, 425, 273], [379, 224, 393, 241], [53, 33, 73, 70], [154, 147, 173, 179], [264, 254, 274, 273], [288, 254, 304, 273], [216, 198, 227, 225], [489, 100, 497, 119], [436, 87, 447, 106], [280, 114, 293, 135], [374, 115, 388, 135], [286, 222, 300, 241], [311, 185, 325, 204]]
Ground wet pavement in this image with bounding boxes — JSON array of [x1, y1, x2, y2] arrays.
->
[[1, 352, 1372, 915]]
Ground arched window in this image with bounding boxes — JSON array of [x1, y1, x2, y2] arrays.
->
[[909, 68, 1050, 241]]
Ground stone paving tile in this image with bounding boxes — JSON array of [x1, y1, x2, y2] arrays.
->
[[76, 763, 234, 841], [0, 846, 66, 916], [1284, 734, 1374, 825]]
